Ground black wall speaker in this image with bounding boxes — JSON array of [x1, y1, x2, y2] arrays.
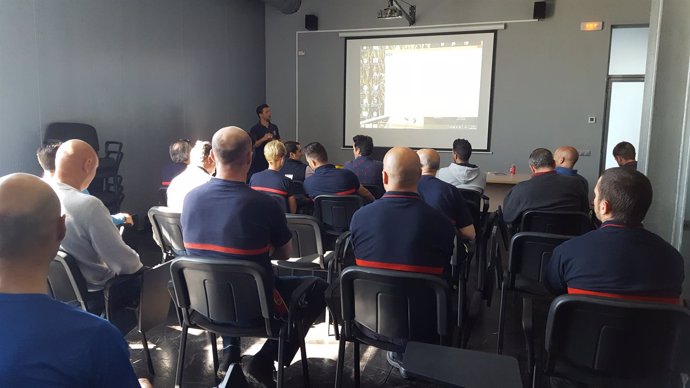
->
[[305, 14, 318, 31], [533, 1, 546, 20]]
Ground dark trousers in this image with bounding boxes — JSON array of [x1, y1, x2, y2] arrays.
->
[[223, 275, 328, 364]]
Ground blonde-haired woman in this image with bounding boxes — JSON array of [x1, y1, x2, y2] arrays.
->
[[249, 140, 297, 213]]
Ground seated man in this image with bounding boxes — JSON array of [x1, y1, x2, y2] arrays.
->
[[417, 149, 475, 241], [250, 140, 297, 213], [161, 139, 191, 185], [52, 140, 143, 291], [502, 148, 590, 225], [349, 147, 455, 376], [302, 142, 374, 202], [613, 141, 638, 170], [437, 138, 486, 193], [166, 140, 215, 212], [279, 141, 312, 182], [554, 145, 589, 193], [182, 126, 327, 386], [545, 168, 684, 302], [38, 141, 132, 227], [0, 173, 150, 388], [344, 135, 384, 189]]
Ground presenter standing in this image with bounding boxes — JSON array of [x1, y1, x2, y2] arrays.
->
[[248, 104, 281, 179]]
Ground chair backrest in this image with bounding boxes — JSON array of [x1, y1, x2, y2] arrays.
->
[[170, 257, 274, 335], [520, 210, 593, 236], [45, 122, 100, 152], [139, 261, 174, 333], [459, 189, 487, 229], [148, 206, 185, 262], [313, 195, 363, 234], [47, 251, 90, 310], [286, 214, 323, 258], [263, 192, 288, 213], [507, 232, 571, 294], [363, 184, 385, 199], [340, 267, 450, 351], [545, 295, 690, 383]]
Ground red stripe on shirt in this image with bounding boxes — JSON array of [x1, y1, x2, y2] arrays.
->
[[336, 188, 357, 195], [355, 258, 443, 275], [184, 242, 270, 256], [252, 186, 288, 196], [567, 287, 681, 305]]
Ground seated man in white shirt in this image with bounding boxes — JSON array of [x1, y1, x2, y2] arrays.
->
[[166, 140, 215, 212], [52, 140, 143, 291]]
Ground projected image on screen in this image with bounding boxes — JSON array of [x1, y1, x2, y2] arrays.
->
[[345, 32, 495, 150]]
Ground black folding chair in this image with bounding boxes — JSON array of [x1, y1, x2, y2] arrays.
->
[[47, 251, 104, 313], [273, 214, 333, 276], [543, 295, 690, 387], [148, 206, 185, 263], [137, 262, 173, 376], [519, 210, 593, 235], [335, 267, 450, 387], [496, 232, 572, 382], [313, 195, 363, 236], [362, 184, 384, 199], [170, 257, 314, 388]]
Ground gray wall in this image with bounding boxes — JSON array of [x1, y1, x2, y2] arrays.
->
[[265, 0, 651, 195], [0, 0, 265, 216]]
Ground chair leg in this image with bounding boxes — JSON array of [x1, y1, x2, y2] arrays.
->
[[277, 326, 287, 388], [496, 281, 508, 354], [141, 331, 155, 376], [298, 326, 310, 388], [175, 325, 188, 388], [208, 332, 219, 376], [522, 298, 535, 381], [335, 334, 346, 388], [353, 341, 360, 388]]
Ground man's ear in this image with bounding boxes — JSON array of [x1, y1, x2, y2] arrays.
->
[[83, 158, 94, 173], [57, 215, 66, 242], [529, 164, 537, 174], [382, 170, 389, 185], [599, 198, 612, 218]]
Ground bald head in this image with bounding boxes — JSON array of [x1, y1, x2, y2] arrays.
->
[[54, 140, 99, 191], [0, 173, 64, 262], [383, 147, 422, 192], [417, 149, 441, 175], [211, 126, 252, 180], [554, 146, 579, 169]]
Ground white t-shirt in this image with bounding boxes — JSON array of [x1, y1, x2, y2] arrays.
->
[[166, 166, 212, 212], [51, 181, 143, 290]]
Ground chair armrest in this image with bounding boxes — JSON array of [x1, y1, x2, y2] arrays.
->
[[285, 277, 319, 337]]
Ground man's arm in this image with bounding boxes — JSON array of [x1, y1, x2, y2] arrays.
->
[[287, 195, 297, 214], [271, 240, 292, 261], [252, 132, 273, 149], [544, 246, 568, 295], [457, 224, 476, 241], [87, 201, 143, 275], [501, 187, 520, 224], [92, 322, 142, 388], [357, 185, 375, 202]]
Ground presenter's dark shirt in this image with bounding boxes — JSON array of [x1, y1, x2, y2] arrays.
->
[[344, 156, 384, 188], [181, 178, 292, 278], [544, 221, 685, 301], [303, 164, 360, 198], [350, 191, 455, 275], [417, 175, 473, 230], [250, 169, 295, 198], [555, 166, 589, 194], [248, 122, 280, 176], [502, 170, 590, 224], [280, 158, 308, 182]]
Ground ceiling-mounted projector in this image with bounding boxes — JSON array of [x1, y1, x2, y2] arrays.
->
[[377, 0, 416, 26]]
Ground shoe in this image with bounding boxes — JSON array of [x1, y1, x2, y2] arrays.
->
[[216, 346, 241, 379], [243, 355, 276, 388], [386, 351, 410, 379]]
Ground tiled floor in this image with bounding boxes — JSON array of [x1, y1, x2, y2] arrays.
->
[[124, 228, 534, 388]]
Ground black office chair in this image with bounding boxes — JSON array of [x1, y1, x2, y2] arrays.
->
[[273, 214, 333, 276], [170, 257, 314, 388], [137, 262, 174, 376], [47, 251, 104, 313], [313, 195, 363, 236], [335, 267, 450, 388], [543, 295, 690, 387], [148, 206, 185, 263], [519, 210, 594, 236], [496, 232, 572, 381], [362, 184, 384, 199], [157, 186, 168, 206]]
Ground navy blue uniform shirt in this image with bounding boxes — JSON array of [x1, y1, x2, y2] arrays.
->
[[544, 221, 685, 300], [181, 178, 292, 277], [250, 169, 295, 197], [280, 158, 308, 182], [303, 164, 360, 198], [417, 175, 474, 229], [248, 122, 280, 175], [350, 191, 455, 275], [344, 156, 384, 187]]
